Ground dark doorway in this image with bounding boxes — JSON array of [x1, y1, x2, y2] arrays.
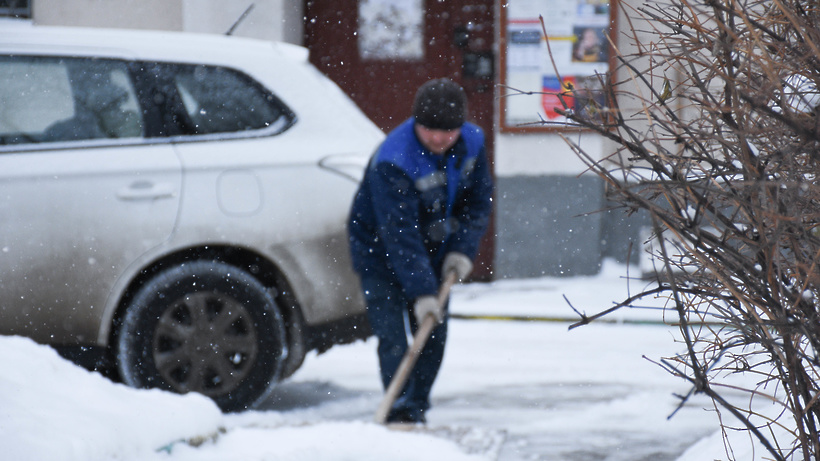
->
[[304, 0, 496, 280]]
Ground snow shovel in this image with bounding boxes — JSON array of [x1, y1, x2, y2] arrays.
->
[[374, 270, 459, 424]]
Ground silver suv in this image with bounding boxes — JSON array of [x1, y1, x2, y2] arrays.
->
[[0, 24, 383, 411]]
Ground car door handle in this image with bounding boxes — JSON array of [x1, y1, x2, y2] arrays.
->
[[117, 180, 176, 201]]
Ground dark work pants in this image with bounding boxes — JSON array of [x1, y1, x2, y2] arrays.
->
[[360, 275, 448, 418]]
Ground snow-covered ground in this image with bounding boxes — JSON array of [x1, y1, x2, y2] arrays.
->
[[0, 261, 776, 460]]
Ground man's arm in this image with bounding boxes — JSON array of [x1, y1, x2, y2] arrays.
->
[[369, 162, 440, 299]]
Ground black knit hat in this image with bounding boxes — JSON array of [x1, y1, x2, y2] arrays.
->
[[413, 78, 467, 130]]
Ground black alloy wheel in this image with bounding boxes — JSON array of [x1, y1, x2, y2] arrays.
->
[[116, 260, 287, 412]]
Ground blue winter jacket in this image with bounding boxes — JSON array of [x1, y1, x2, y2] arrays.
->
[[348, 118, 493, 300]]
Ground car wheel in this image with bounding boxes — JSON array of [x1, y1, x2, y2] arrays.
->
[[116, 260, 287, 412]]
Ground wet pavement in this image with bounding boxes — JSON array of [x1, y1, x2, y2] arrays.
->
[[256, 318, 719, 461]]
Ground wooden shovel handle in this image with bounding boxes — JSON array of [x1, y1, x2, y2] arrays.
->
[[374, 271, 458, 424]]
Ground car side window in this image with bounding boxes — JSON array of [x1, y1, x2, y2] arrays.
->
[[170, 64, 294, 135], [0, 56, 143, 145]]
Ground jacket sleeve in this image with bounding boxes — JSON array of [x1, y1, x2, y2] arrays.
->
[[449, 145, 494, 260], [369, 162, 440, 299]]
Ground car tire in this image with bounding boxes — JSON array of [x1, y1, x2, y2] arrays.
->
[[116, 260, 287, 412]]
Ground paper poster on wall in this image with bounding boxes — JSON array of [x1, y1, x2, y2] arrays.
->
[[358, 0, 424, 61], [501, 0, 614, 131]]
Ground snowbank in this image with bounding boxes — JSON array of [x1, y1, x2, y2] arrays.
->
[[0, 335, 489, 461], [0, 336, 222, 460]]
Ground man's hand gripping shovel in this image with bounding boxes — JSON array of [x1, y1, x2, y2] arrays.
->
[[374, 270, 459, 424]]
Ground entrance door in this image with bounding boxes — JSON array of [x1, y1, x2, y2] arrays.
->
[[304, 0, 496, 280]]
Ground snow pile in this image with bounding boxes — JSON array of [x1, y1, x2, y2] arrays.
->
[[163, 422, 488, 461], [0, 336, 221, 460], [0, 335, 489, 461]]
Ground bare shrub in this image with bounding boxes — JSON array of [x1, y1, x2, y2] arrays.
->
[[552, 1, 820, 459]]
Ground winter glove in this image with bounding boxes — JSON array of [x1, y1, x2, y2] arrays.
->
[[443, 252, 473, 282], [414, 295, 444, 325]]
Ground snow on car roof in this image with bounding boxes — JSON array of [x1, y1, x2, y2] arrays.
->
[[0, 22, 309, 65]]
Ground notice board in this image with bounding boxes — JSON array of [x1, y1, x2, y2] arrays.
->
[[500, 0, 616, 132]]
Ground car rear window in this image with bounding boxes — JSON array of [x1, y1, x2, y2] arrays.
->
[[0, 56, 142, 145], [170, 64, 294, 135]]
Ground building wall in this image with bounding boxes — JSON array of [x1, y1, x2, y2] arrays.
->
[[182, 0, 303, 43], [31, 0, 303, 44], [33, 0, 183, 31], [492, 130, 649, 278], [492, 131, 609, 277], [495, 175, 606, 277]]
